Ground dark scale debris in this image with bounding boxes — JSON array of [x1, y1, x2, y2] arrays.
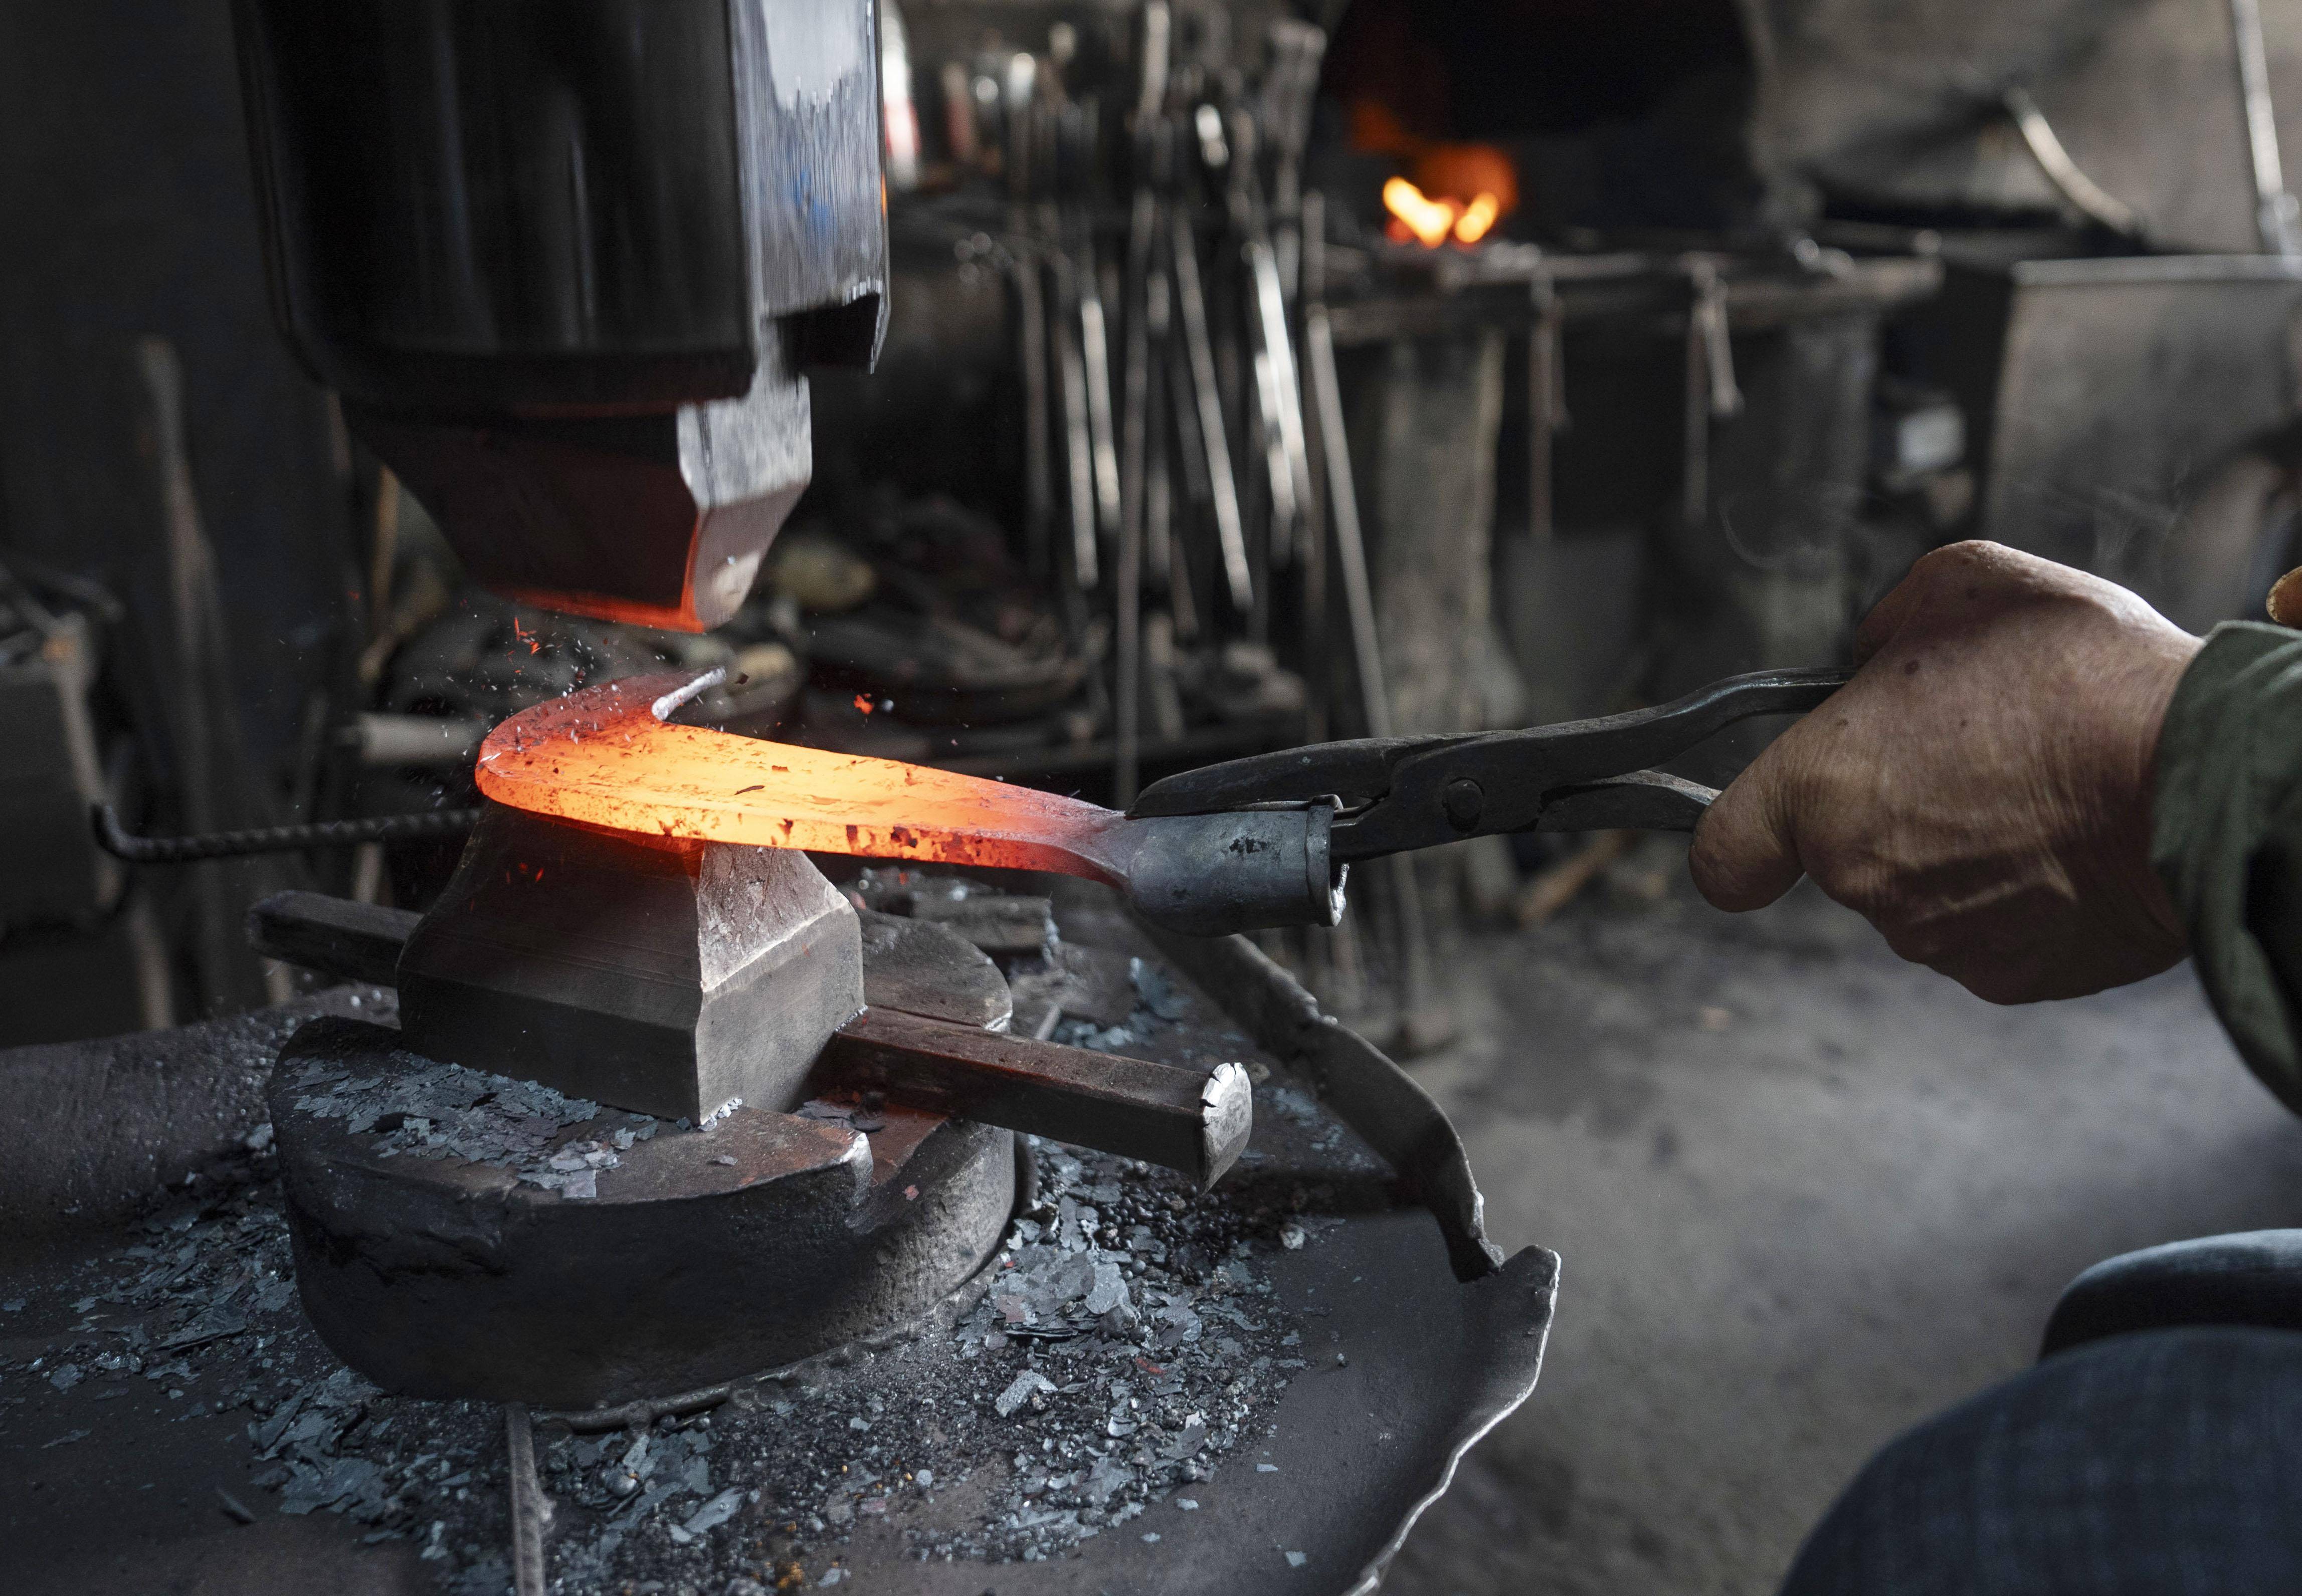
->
[[2, 889, 1376, 1592], [529, 1132, 1311, 1588], [286, 1053, 663, 1198]]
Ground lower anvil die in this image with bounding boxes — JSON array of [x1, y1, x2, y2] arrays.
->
[[397, 806, 862, 1123]]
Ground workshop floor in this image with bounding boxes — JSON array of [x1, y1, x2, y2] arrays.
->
[[1383, 838, 2302, 1596]]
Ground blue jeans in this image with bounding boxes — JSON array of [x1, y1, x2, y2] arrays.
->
[[1780, 1232, 2302, 1594]]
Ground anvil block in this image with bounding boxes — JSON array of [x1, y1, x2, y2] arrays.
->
[[397, 805, 862, 1122]]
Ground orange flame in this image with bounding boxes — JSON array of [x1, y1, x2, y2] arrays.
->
[[1383, 176, 1459, 248], [474, 674, 1137, 885], [1382, 177, 1503, 249], [1454, 192, 1500, 244]]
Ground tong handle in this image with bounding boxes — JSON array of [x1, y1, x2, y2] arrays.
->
[[1534, 771, 1719, 834]]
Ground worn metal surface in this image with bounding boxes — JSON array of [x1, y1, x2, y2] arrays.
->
[[857, 907, 1015, 1029], [233, 0, 885, 629], [270, 1015, 1013, 1408], [256, 884, 1247, 1185], [397, 806, 865, 1123]]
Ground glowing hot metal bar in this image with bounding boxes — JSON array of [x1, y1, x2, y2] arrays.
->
[[475, 673, 1345, 937]]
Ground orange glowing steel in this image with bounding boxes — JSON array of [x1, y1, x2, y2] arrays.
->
[[1383, 176, 1459, 248], [474, 673, 1138, 886]]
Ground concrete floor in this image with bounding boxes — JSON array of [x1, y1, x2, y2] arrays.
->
[[1384, 839, 2302, 1596]]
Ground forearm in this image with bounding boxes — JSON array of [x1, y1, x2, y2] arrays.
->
[[2153, 622, 2302, 1115]]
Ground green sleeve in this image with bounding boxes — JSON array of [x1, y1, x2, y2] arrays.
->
[[2153, 621, 2302, 1116]]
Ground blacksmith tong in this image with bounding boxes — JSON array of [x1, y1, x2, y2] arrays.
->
[[1130, 665, 1851, 868]]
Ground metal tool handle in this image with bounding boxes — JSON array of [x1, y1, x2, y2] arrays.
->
[[1534, 771, 1718, 834]]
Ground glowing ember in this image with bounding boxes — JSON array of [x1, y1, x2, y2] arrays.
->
[[1453, 192, 1500, 244], [474, 673, 1138, 885], [1383, 176, 1459, 248], [1382, 177, 1503, 249]]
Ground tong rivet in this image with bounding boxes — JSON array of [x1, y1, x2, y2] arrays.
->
[[1442, 778, 1484, 833]]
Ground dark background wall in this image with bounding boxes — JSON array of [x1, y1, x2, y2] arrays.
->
[[0, 0, 353, 788]]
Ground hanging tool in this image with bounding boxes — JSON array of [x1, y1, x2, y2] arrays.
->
[[1681, 255, 1741, 531], [1303, 277, 1436, 1023], [1246, 236, 1315, 563], [1299, 188, 1332, 743], [1052, 253, 1102, 588], [1173, 209, 1253, 613], [2231, 0, 2302, 256], [1527, 266, 1569, 544], [1114, 3, 1174, 806]]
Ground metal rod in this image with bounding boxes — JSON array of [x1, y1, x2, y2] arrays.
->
[[1173, 211, 1253, 612], [1079, 243, 1124, 544], [2002, 87, 2142, 239], [95, 802, 483, 863], [1305, 303, 1433, 1037], [2232, 0, 2302, 255], [818, 1008, 1251, 1189], [1146, 272, 1175, 596], [1251, 345, 1298, 562], [1115, 185, 1159, 806], [1247, 236, 1315, 556], [248, 891, 418, 986], [1052, 255, 1102, 588], [1680, 260, 1729, 531], [1011, 244, 1055, 582], [1305, 312, 1390, 741], [1528, 268, 1565, 544], [505, 1403, 548, 1596], [1301, 189, 1331, 743]]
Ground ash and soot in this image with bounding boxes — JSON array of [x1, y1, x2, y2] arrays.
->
[[2, 886, 1383, 1592]]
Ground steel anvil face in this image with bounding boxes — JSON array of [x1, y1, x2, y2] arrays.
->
[[397, 805, 864, 1124]]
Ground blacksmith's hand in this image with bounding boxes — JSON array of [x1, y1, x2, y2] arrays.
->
[[1689, 541, 2201, 1003]]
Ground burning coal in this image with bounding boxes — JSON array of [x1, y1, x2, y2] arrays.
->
[[1384, 176, 1503, 247]]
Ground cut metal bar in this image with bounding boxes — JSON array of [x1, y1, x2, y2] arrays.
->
[[248, 890, 418, 987], [1173, 211, 1253, 612], [819, 1007, 1252, 1189]]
